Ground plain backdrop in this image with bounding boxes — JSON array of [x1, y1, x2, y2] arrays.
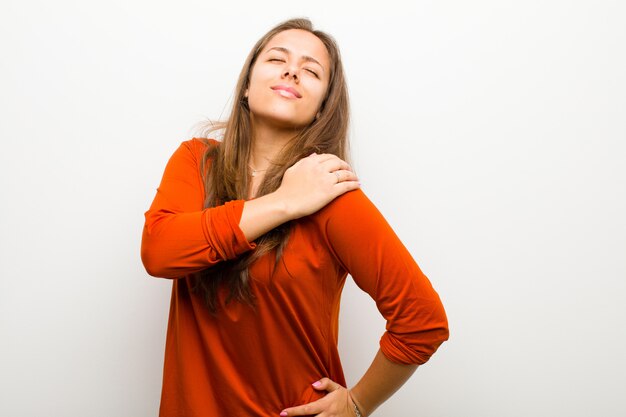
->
[[1, 1, 625, 416]]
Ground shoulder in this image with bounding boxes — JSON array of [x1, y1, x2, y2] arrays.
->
[[314, 188, 388, 229], [169, 138, 221, 166], [180, 137, 220, 158], [161, 138, 221, 176], [323, 188, 381, 214], [308, 188, 406, 277]]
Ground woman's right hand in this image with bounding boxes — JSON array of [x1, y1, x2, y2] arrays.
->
[[239, 153, 359, 242], [275, 153, 360, 220]]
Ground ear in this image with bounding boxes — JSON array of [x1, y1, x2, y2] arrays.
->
[[244, 88, 249, 98]]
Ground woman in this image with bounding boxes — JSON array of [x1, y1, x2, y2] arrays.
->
[[141, 18, 448, 417]]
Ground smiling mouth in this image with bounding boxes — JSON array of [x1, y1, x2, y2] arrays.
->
[[273, 89, 299, 99], [270, 85, 302, 99]]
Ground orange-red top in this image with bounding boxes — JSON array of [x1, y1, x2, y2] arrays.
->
[[141, 139, 449, 417]]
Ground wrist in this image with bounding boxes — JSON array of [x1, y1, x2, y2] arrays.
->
[[348, 389, 365, 417], [268, 189, 300, 221], [240, 191, 294, 242]]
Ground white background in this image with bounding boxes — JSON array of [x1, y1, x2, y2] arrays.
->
[[1, 1, 625, 416]]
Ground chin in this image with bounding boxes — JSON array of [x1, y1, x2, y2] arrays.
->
[[273, 120, 309, 131], [253, 113, 314, 131]]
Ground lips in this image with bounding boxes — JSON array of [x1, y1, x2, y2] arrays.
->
[[270, 85, 302, 99]]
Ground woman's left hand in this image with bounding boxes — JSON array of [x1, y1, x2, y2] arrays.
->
[[280, 378, 356, 416]]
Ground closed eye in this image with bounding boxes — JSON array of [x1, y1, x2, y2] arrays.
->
[[305, 69, 319, 78], [264, 46, 325, 77], [268, 58, 319, 78]]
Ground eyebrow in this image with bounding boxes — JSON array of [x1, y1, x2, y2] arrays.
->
[[266, 46, 325, 73]]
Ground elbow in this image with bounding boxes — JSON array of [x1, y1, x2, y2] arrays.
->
[[382, 303, 450, 365], [140, 230, 204, 279], [432, 306, 450, 345], [418, 296, 450, 352], [140, 229, 177, 279], [423, 304, 450, 354], [141, 254, 162, 278], [416, 320, 450, 363], [141, 242, 168, 278], [381, 324, 448, 366], [141, 248, 182, 279], [429, 321, 450, 354], [140, 213, 186, 279]]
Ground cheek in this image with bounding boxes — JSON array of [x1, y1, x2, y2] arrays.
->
[[250, 64, 276, 84], [309, 84, 329, 108]]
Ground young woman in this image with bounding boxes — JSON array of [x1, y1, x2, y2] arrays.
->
[[141, 18, 448, 417]]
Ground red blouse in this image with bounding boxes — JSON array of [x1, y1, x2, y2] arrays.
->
[[141, 138, 449, 417]]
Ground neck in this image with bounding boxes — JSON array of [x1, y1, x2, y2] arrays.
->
[[249, 116, 300, 170]]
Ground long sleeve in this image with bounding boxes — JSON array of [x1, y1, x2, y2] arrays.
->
[[321, 190, 449, 365], [141, 139, 255, 278]]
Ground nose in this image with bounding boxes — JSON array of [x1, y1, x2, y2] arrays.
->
[[282, 65, 299, 82]]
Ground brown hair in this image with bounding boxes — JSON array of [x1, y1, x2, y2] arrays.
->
[[194, 17, 350, 314]]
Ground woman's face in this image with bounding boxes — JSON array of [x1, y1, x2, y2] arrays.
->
[[246, 29, 331, 131]]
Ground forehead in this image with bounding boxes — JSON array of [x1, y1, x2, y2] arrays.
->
[[263, 29, 330, 68]]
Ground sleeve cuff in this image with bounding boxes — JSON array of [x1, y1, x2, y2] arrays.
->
[[380, 330, 444, 366], [203, 200, 256, 261], [226, 200, 257, 257]]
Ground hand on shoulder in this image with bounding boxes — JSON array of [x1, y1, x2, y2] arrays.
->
[[276, 153, 361, 220]]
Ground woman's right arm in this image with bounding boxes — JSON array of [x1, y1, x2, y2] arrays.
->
[[141, 140, 359, 279]]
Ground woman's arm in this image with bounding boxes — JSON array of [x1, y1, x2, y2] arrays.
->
[[141, 140, 359, 278], [280, 350, 416, 417], [323, 190, 449, 365], [141, 140, 249, 278], [348, 349, 418, 416], [281, 190, 448, 416]]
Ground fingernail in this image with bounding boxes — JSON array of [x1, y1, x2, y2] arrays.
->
[[312, 381, 322, 388], [280, 412, 288, 416]]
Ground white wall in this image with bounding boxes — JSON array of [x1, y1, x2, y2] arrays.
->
[[1, 1, 624, 416]]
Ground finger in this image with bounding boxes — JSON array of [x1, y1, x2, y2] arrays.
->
[[311, 153, 338, 163], [312, 153, 351, 167], [332, 170, 358, 184], [279, 398, 324, 416], [290, 152, 320, 170], [312, 377, 342, 393], [291, 153, 338, 171], [332, 180, 361, 196], [320, 158, 352, 174]]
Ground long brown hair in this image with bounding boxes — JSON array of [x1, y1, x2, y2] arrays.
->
[[194, 18, 350, 314]]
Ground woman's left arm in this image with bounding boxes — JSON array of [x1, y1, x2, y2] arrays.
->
[[281, 189, 448, 416], [347, 348, 418, 416], [280, 350, 416, 416]]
